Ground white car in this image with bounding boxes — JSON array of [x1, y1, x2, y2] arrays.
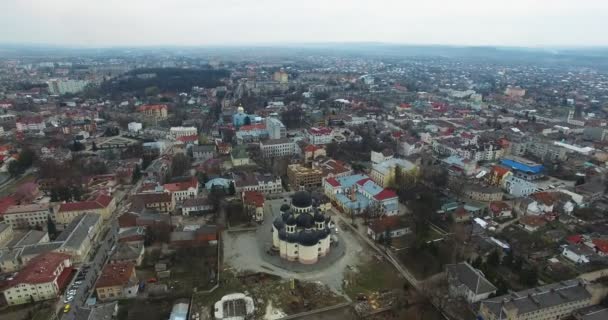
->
[[335, 227, 339, 234]]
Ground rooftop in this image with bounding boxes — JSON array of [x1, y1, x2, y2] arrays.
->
[[4, 252, 70, 286], [96, 261, 135, 288], [446, 262, 496, 295]]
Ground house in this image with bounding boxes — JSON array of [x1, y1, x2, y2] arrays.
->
[[519, 215, 546, 232], [57, 193, 116, 224], [452, 207, 472, 223], [242, 191, 265, 222], [3, 203, 54, 229], [230, 146, 251, 167], [479, 279, 592, 320], [137, 104, 168, 120], [131, 193, 175, 213], [463, 184, 503, 202], [0, 252, 72, 305], [95, 262, 138, 301], [181, 197, 214, 216], [192, 144, 216, 162], [562, 245, 593, 264], [164, 177, 199, 203], [16, 116, 46, 132], [303, 144, 326, 162], [488, 201, 512, 219], [110, 242, 145, 266], [306, 127, 333, 145], [323, 174, 399, 216], [367, 216, 410, 241], [446, 262, 496, 303], [169, 225, 218, 248]]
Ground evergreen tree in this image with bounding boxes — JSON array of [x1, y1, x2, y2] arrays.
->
[[228, 181, 236, 195], [47, 216, 57, 237], [132, 165, 142, 182]]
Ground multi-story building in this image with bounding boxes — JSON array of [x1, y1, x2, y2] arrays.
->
[[0, 223, 13, 246], [169, 126, 197, 139], [371, 149, 394, 164], [446, 262, 496, 303], [503, 175, 538, 197], [127, 122, 142, 133], [303, 145, 326, 162], [16, 116, 46, 132], [370, 158, 417, 188], [192, 144, 216, 162], [233, 172, 282, 195], [432, 139, 505, 162], [3, 204, 54, 229], [164, 177, 199, 203], [55, 213, 102, 263], [95, 262, 138, 302], [242, 191, 265, 222], [1, 252, 72, 305], [47, 79, 89, 95], [287, 164, 323, 189], [57, 193, 115, 224], [230, 146, 251, 166], [260, 138, 296, 158], [323, 174, 399, 216], [265, 117, 287, 139], [131, 193, 175, 213], [137, 104, 168, 120], [306, 127, 334, 145], [273, 70, 289, 83], [479, 279, 592, 320]]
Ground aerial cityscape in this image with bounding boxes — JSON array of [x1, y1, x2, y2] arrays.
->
[[1, 1, 608, 320]]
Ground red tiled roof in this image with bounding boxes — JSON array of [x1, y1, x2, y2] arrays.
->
[[489, 201, 510, 213], [308, 127, 333, 135], [356, 178, 372, 186], [520, 215, 546, 227], [96, 262, 135, 288], [164, 177, 198, 192], [492, 165, 510, 177], [368, 216, 404, 234], [177, 135, 198, 143], [374, 189, 397, 201], [243, 191, 264, 207], [592, 239, 608, 254], [531, 192, 556, 206], [137, 104, 167, 112], [566, 234, 583, 245], [59, 194, 113, 212], [239, 124, 265, 131], [17, 116, 44, 125], [326, 177, 340, 187], [0, 195, 16, 215], [5, 252, 70, 286], [304, 144, 323, 152]]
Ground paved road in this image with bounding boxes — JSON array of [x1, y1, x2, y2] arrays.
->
[[59, 182, 140, 319]]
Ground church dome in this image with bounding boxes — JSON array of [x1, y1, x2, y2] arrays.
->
[[296, 212, 314, 229], [237, 106, 245, 113], [313, 210, 325, 223], [297, 230, 320, 246], [292, 191, 312, 208], [285, 214, 297, 226], [273, 216, 285, 230], [280, 204, 290, 212]]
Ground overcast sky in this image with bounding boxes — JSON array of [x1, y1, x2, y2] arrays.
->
[[0, 0, 607, 47]]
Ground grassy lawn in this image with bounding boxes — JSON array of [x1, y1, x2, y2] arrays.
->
[[343, 258, 408, 299]]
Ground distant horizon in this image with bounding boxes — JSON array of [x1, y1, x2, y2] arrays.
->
[[1, 41, 607, 51], [1, 0, 607, 48]]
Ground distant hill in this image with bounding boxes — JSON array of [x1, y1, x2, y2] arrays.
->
[[100, 67, 228, 94]]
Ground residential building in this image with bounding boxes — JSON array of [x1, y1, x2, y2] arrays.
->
[[47, 79, 89, 95], [306, 127, 333, 145], [3, 204, 54, 229], [164, 177, 199, 203], [303, 144, 326, 162], [16, 116, 46, 132], [366, 216, 411, 240], [137, 104, 168, 120], [192, 144, 216, 162], [488, 201, 512, 219], [131, 193, 175, 213], [446, 262, 496, 303], [127, 122, 142, 133], [230, 146, 251, 167], [55, 213, 102, 263], [169, 225, 218, 248], [313, 158, 353, 178], [169, 126, 198, 139], [265, 117, 287, 139], [110, 242, 145, 266], [503, 176, 538, 197], [0, 223, 13, 246], [180, 197, 213, 216], [1, 252, 72, 305], [370, 158, 417, 188], [463, 184, 503, 202], [479, 279, 592, 320], [242, 191, 265, 222], [95, 262, 138, 302], [371, 149, 394, 164], [259, 138, 296, 158], [323, 174, 399, 216], [233, 172, 282, 195], [56, 193, 115, 224], [562, 245, 593, 264], [287, 164, 323, 189]]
